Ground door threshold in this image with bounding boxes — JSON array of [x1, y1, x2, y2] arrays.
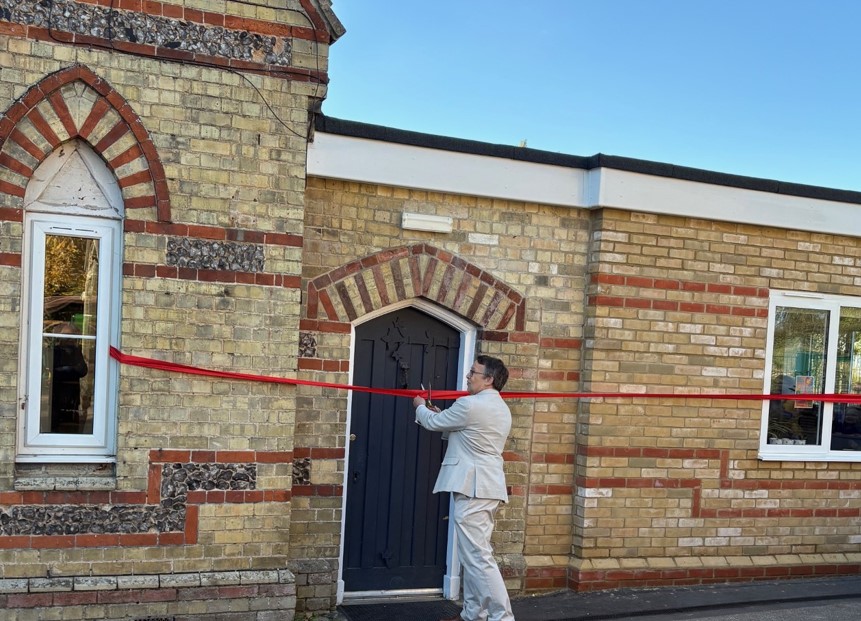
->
[[342, 588, 444, 605]]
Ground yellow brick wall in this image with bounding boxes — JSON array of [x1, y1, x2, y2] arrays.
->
[[0, 14, 320, 597], [295, 177, 591, 595], [573, 208, 861, 587], [295, 187, 861, 595], [4, 3, 861, 609]]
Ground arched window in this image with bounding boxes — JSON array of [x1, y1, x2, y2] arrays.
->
[[18, 140, 123, 461]]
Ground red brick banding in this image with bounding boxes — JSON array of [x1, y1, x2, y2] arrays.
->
[[0, 450, 294, 550], [568, 563, 861, 593], [575, 445, 861, 520], [306, 244, 527, 331], [0, 65, 171, 221], [589, 272, 769, 317]]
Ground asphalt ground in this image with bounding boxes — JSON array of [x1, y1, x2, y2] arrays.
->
[[337, 575, 861, 621]]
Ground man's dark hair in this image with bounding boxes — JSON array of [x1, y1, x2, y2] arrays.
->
[[476, 355, 508, 391]]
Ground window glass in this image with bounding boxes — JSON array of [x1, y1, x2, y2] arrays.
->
[[767, 306, 827, 447], [40, 235, 99, 434], [832, 308, 861, 451], [19, 218, 119, 460]]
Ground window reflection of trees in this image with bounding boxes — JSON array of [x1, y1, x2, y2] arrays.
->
[[837, 309, 861, 392], [833, 309, 861, 450], [771, 307, 828, 394], [768, 307, 827, 446], [42, 235, 99, 435]]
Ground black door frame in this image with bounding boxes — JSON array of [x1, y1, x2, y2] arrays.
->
[[338, 299, 477, 603]]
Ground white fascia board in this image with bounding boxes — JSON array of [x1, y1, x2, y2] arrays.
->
[[309, 131, 861, 238], [598, 168, 861, 238], [307, 132, 589, 208]]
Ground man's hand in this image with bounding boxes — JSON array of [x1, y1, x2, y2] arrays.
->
[[413, 395, 441, 412]]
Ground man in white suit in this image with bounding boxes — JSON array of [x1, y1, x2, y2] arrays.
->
[[413, 355, 515, 621]]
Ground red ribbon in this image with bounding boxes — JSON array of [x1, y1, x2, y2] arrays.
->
[[109, 347, 861, 403]]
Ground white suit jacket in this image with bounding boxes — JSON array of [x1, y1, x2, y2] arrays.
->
[[415, 388, 511, 502]]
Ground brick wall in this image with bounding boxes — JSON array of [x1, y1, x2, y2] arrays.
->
[[4, 1, 861, 615], [573, 208, 861, 590], [294, 177, 591, 603], [0, 1, 336, 618], [294, 181, 861, 601], [0, 568, 296, 620]]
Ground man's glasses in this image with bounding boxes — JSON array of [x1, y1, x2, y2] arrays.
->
[[467, 369, 488, 378]]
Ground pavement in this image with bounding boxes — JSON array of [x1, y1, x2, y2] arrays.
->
[[336, 575, 861, 621]]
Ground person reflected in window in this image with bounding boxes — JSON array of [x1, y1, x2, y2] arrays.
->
[[834, 385, 861, 450], [51, 322, 88, 433], [769, 374, 802, 443], [844, 386, 861, 436]]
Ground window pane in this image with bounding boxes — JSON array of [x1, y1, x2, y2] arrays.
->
[[40, 332, 95, 434], [43, 235, 99, 337], [832, 307, 861, 451], [767, 306, 828, 446], [39, 234, 99, 435]]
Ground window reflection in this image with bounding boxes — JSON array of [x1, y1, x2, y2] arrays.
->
[[767, 307, 827, 446], [40, 234, 99, 435], [832, 308, 861, 451], [41, 326, 93, 434]]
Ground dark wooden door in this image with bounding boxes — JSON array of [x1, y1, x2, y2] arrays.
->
[[343, 307, 461, 592]]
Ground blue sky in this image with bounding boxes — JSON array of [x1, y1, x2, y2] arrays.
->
[[323, 1, 861, 192]]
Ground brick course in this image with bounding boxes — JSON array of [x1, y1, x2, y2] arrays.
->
[[0, 568, 296, 620]]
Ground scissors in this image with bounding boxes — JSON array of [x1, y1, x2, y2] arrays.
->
[[420, 383, 434, 409]]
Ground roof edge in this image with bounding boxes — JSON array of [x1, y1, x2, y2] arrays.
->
[[314, 115, 592, 169], [305, 0, 346, 42], [315, 115, 861, 206]]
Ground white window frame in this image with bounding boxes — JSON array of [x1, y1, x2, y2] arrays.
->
[[760, 290, 861, 462], [17, 138, 123, 463], [17, 214, 121, 462]]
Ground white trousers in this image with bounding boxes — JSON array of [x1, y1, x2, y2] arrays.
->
[[453, 493, 514, 621]]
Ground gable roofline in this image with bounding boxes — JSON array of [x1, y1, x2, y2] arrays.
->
[[306, 0, 346, 42], [314, 115, 861, 206]]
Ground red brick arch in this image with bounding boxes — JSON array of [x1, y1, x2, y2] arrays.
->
[[0, 64, 170, 221], [305, 244, 526, 331]]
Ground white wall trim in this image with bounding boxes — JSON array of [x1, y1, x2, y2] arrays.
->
[[309, 131, 861, 238], [308, 132, 587, 209], [598, 168, 861, 239]]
